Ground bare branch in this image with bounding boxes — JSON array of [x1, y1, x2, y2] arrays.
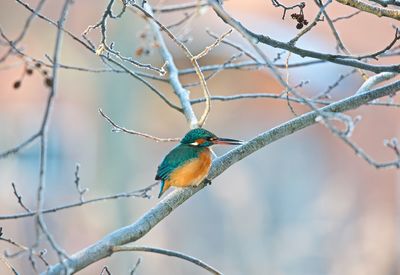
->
[[183, 52, 243, 88], [74, 164, 88, 203], [129, 258, 141, 275], [314, 69, 357, 99], [208, 0, 400, 73], [31, 0, 74, 270], [193, 29, 233, 59], [368, 0, 400, 7], [136, 3, 199, 127], [100, 266, 111, 275], [11, 183, 31, 213], [206, 29, 259, 62], [112, 245, 222, 275], [132, 2, 212, 127], [190, 91, 400, 107], [0, 183, 159, 221], [45, 79, 400, 275], [152, 1, 209, 13], [14, 0, 182, 112], [99, 109, 180, 142], [332, 10, 362, 22], [336, 0, 400, 20], [0, 131, 40, 159], [0, 0, 46, 64], [356, 72, 397, 94], [83, 0, 166, 75], [0, 254, 18, 275], [0, 231, 49, 269]]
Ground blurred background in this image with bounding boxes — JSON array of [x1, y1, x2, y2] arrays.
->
[[0, 0, 399, 274]]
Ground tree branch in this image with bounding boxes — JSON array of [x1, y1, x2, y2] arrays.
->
[[208, 0, 400, 73], [14, 0, 182, 113], [336, 0, 400, 20], [99, 109, 180, 142], [112, 245, 222, 275], [139, 2, 199, 127], [45, 79, 400, 275], [0, 183, 158, 221]]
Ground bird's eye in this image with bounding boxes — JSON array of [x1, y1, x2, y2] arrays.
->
[[208, 137, 217, 141]]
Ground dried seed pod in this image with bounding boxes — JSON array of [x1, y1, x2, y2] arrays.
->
[[135, 47, 144, 57], [26, 68, 33, 75], [13, 80, 21, 89], [297, 14, 304, 23], [296, 22, 303, 29], [45, 77, 53, 87]]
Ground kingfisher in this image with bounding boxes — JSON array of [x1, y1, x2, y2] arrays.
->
[[156, 128, 243, 198]]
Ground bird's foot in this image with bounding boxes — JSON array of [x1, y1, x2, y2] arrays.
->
[[204, 178, 212, 185]]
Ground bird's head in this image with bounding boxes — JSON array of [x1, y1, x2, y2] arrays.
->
[[180, 128, 244, 147]]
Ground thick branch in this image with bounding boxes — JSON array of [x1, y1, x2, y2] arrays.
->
[[208, 0, 400, 73], [336, 0, 400, 20], [45, 79, 400, 275], [142, 3, 199, 127]]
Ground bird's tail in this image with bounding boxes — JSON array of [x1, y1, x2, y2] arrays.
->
[[158, 180, 170, 198]]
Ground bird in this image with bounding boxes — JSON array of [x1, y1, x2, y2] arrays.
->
[[156, 128, 243, 198]]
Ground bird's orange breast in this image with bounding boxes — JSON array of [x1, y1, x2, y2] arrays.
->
[[166, 149, 212, 188]]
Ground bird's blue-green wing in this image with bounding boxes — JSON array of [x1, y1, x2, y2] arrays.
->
[[155, 144, 200, 180]]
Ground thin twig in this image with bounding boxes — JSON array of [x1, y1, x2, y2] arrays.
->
[[0, 183, 159, 220], [112, 245, 223, 275], [100, 266, 111, 275], [193, 29, 233, 59], [0, 234, 49, 268], [183, 52, 243, 88], [317, 117, 400, 168], [0, 254, 18, 275], [332, 10, 361, 22], [206, 29, 259, 62], [0, 132, 40, 159], [314, 69, 357, 99], [99, 109, 180, 142], [11, 183, 31, 213], [129, 258, 141, 275], [152, 1, 209, 13], [74, 164, 88, 203], [0, 0, 46, 64]]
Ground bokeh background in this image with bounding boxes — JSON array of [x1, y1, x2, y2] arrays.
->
[[1, 0, 399, 274]]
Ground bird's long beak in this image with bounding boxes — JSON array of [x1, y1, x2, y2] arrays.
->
[[213, 137, 244, 145]]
